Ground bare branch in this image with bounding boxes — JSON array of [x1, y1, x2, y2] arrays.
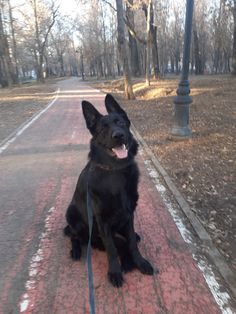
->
[[102, 0, 145, 44], [124, 15, 146, 45], [41, 4, 59, 52], [101, 0, 117, 12]]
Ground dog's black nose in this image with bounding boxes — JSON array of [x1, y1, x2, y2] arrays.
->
[[112, 130, 125, 140]]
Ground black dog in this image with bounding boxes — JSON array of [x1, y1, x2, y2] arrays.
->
[[64, 94, 154, 287]]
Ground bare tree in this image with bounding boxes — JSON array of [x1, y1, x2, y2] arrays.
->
[[32, 0, 58, 81], [7, 0, 18, 83], [49, 20, 73, 77], [172, 4, 183, 74], [144, 0, 151, 85], [150, 1, 160, 79], [192, 15, 204, 74], [155, 0, 170, 74], [227, 0, 236, 74], [233, 0, 236, 74], [116, 0, 135, 99], [142, 0, 160, 83], [126, 0, 140, 76], [0, 5, 15, 86], [17, 0, 59, 81]]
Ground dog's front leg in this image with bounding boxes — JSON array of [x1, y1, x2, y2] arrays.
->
[[95, 215, 123, 287], [124, 215, 154, 275]]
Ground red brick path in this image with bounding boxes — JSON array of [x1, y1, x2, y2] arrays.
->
[[0, 78, 227, 313]]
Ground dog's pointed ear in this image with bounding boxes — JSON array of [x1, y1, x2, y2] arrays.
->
[[82, 101, 102, 134], [105, 94, 130, 126]]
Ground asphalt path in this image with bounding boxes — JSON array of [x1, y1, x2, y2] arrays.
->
[[0, 78, 233, 313]]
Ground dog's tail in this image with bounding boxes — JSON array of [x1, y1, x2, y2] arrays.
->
[[63, 225, 71, 236]]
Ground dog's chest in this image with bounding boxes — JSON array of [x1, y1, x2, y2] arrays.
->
[[101, 192, 131, 229], [95, 171, 135, 225], [100, 168, 135, 195]]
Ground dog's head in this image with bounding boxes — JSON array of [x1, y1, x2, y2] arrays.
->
[[82, 94, 137, 160]]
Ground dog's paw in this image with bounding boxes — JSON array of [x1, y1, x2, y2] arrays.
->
[[135, 232, 141, 243], [70, 248, 81, 260], [121, 258, 136, 273], [108, 271, 124, 287], [137, 259, 154, 275]]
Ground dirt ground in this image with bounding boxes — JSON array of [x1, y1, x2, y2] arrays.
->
[[0, 75, 235, 274], [93, 75, 236, 273]]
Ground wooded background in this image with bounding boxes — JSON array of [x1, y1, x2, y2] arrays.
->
[[0, 0, 236, 92]]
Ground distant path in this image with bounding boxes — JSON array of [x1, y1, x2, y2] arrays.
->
[[0, 78, 232, 313]]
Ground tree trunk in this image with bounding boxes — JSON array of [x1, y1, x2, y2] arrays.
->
[[232, 0, 236, 75], [126, 0, 140, 76], [214, 47, 220, 74], [171, 57, 175, 73], [33, 0, 43, 81], [143, 0, 159, 82], [7, 0, 18, 83], [193, 17, 203, 75], [193, 22, 199, 73], [44, 53, 50, 78], [100, 3, 109, 78], [0, 11, 14, 87], [150, 1, 160, 79], [98, 57, 104, 77], [175, 48, 180, 74], [59, 54, 65, 76], [117, 61, 121, 76], [38, 53, 44, 82], [33, 0, 57, 82], [116, 0, 135, 99], [81, 51, 85, 80], [145, 0, 151, 86]]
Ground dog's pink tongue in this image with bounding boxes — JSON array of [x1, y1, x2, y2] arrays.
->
[[112, 145, 128, 159]]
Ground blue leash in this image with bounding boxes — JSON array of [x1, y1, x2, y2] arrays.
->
[[86, 183, 96, 314]]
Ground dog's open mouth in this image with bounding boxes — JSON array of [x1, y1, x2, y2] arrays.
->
[[111, 144, 128, 159]]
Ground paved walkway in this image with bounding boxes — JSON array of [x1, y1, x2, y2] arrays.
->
[[0, 78, 233, 313]]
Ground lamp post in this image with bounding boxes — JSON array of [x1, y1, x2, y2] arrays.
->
[[171, 0, 194, 138]]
